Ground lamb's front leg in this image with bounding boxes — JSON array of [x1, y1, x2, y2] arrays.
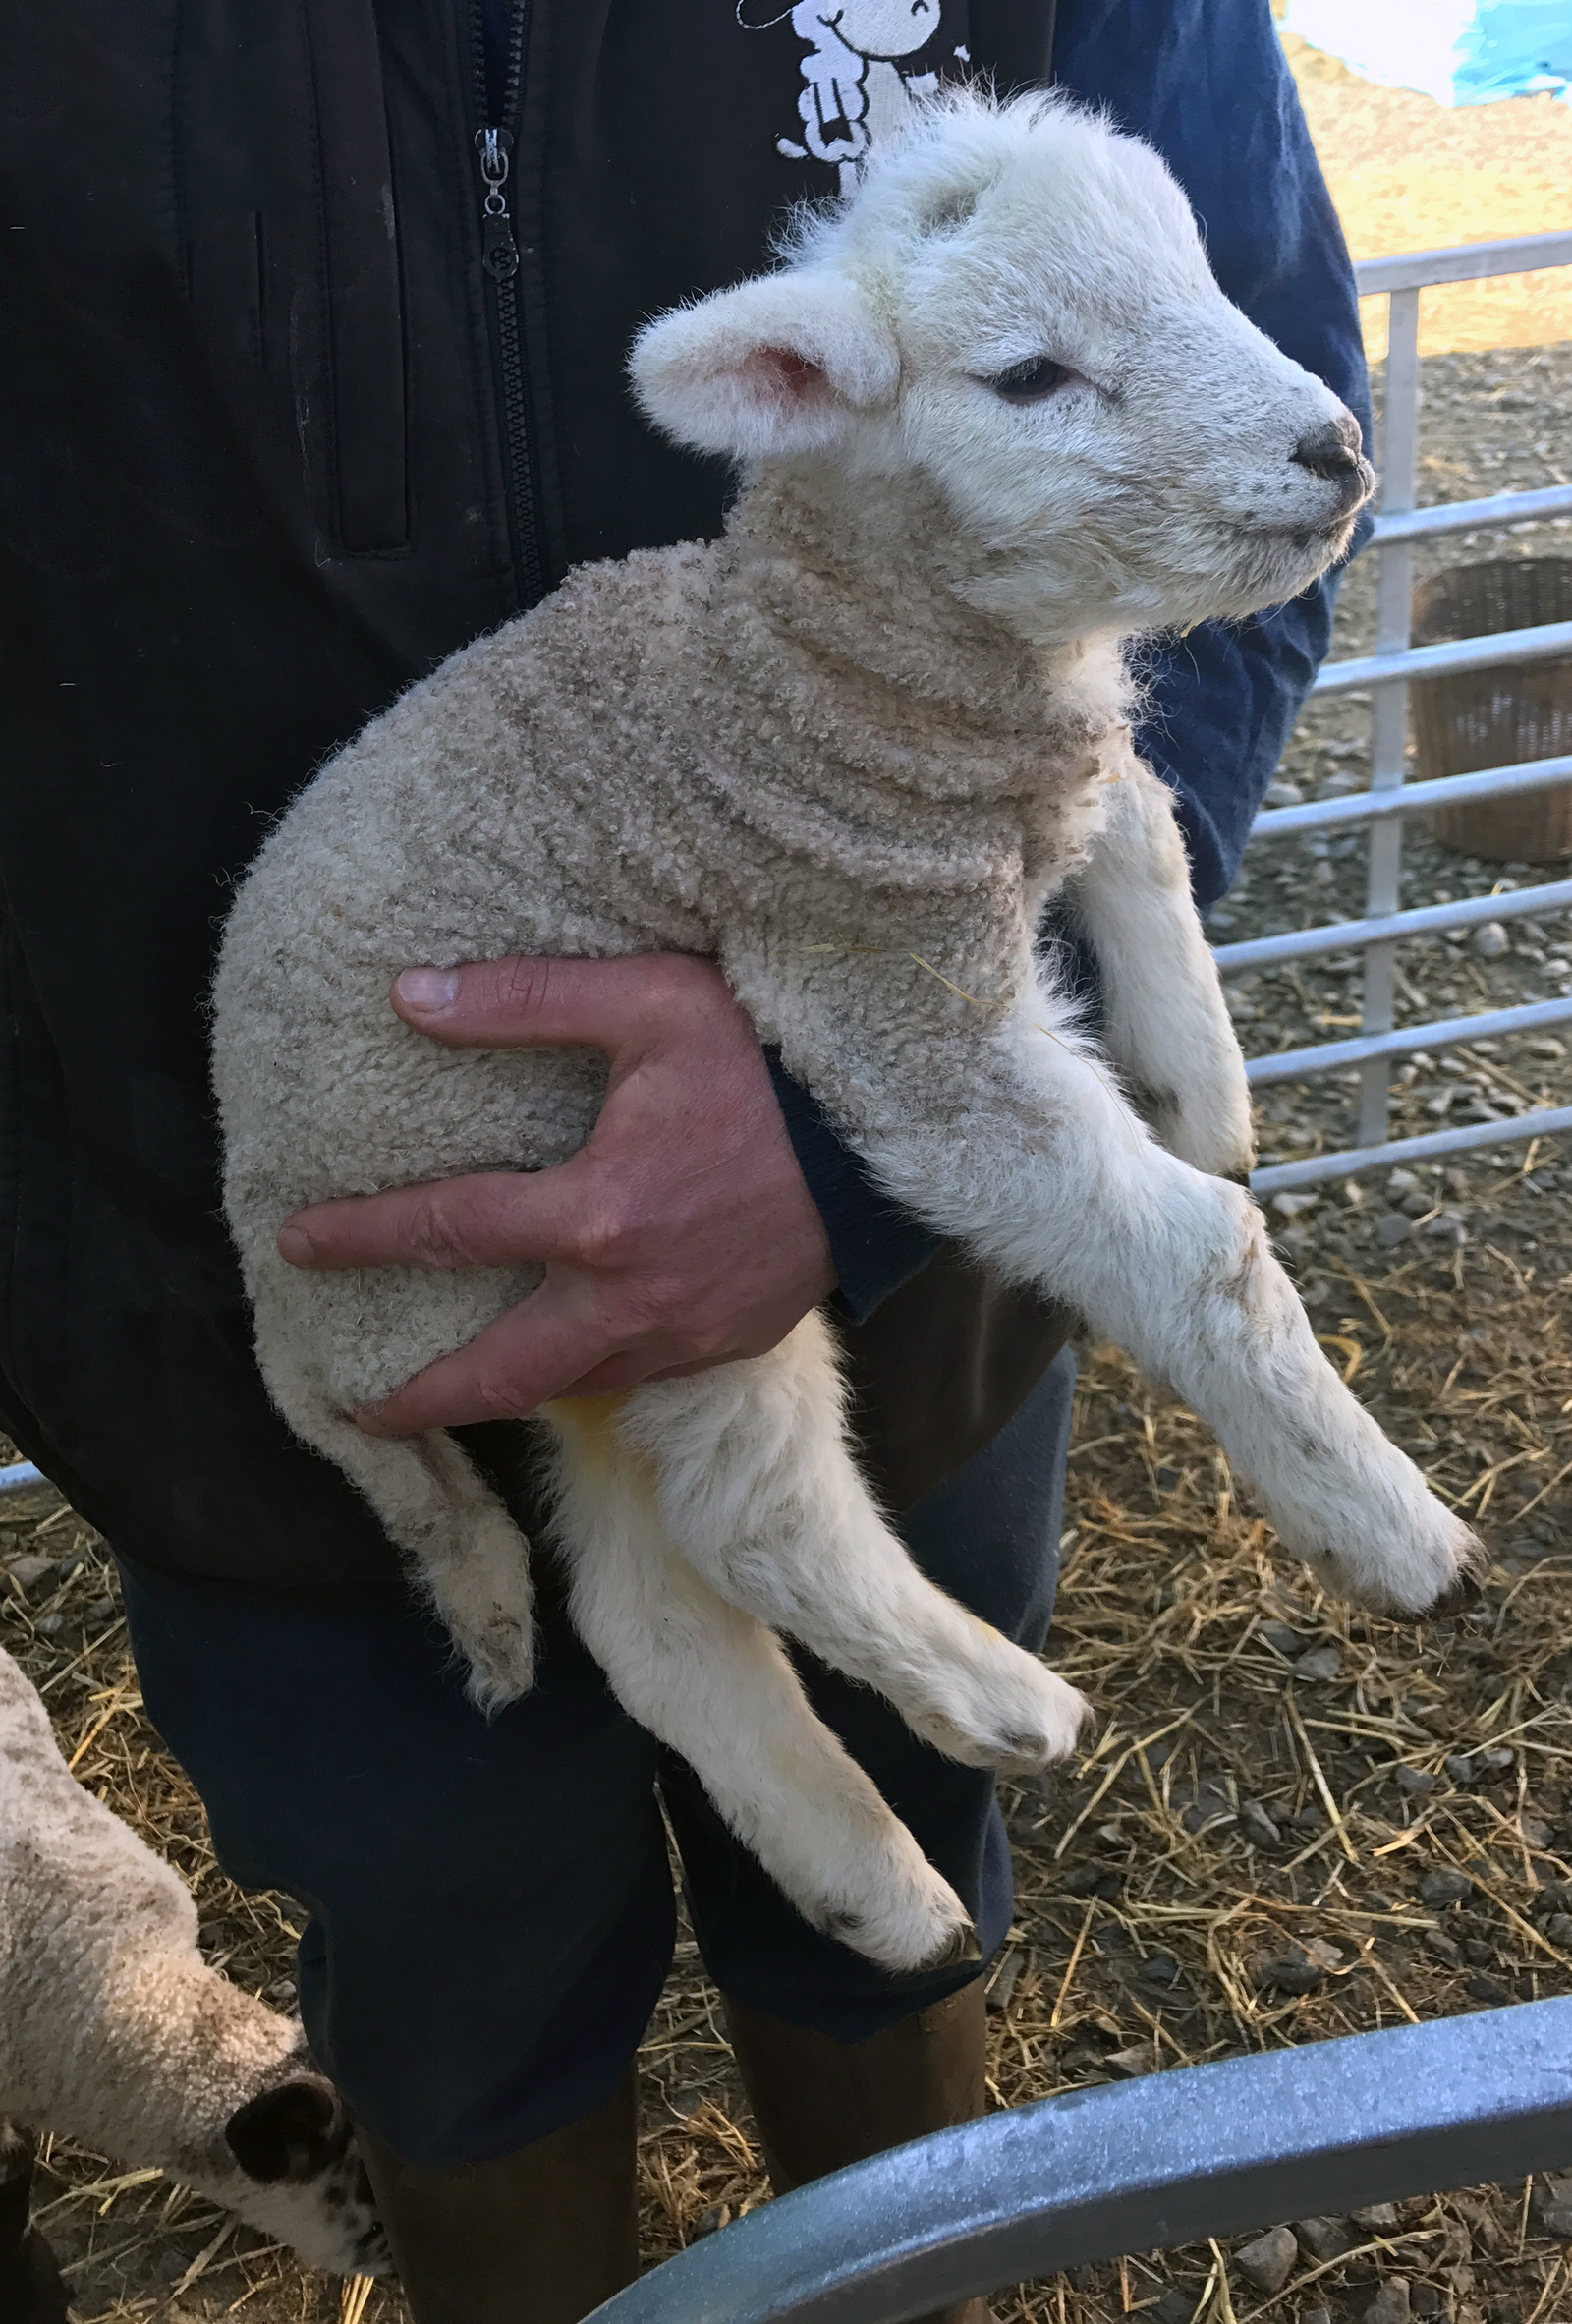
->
[[741, 953, 1475, 1617], [1065, 747, 1255, 1181]]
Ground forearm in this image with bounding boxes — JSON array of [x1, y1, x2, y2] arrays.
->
[[765, 1052, 940, 1325]]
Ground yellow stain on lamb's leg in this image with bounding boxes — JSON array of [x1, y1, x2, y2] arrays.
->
[[540, 1389, 629, 1453], [540, 1389, 658, 1493]]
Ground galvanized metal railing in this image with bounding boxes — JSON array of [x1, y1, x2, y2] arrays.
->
[[594, 2000, 1572, 2324], [1234, 230, 1572, 1198]]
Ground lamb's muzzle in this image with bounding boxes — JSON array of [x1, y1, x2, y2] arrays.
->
[[1292, 412, 1370, 504]]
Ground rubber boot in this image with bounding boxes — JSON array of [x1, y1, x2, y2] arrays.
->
[[1, 2123, 69, 2324], [722, 1983, 990, 2324], [355, 2066, 640, 2324]]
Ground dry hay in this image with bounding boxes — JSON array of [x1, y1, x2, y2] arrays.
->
[[5, 1150, 1572, 2323], [1282, 33, 1572, 362]]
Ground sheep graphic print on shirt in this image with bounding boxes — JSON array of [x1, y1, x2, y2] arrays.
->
[[737, 0, 964, 190]]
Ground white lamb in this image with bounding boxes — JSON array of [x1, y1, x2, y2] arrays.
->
[[213, 91, 1476, 1982], [0, 1645, 388, 2305]]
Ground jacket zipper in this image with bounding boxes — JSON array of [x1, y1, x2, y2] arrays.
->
[[472, 0, 544, 605]]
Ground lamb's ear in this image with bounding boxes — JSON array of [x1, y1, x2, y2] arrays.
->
[[631, 272, 898, 460], [224, 2075, 348, 2184]]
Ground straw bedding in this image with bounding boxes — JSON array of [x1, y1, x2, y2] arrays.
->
[[5, 1200, 1571, 2322]]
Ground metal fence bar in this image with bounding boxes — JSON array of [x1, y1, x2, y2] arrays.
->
[[1249, 753, 1572, 841], [1224, 232, 1572, 1185], [1215, 875, 1572, 974], [1312, 617, 1572, 697], [1251, 1105, 1572, 1195], [1354, 230, 1572, 294], [1246, 993, 1572, 1086], [1358, 283, 1421, 1146], [592, 2002, 1572, 2324], [1372, 482, 1572, 545]]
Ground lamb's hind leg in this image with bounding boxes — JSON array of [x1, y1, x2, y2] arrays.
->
[[600, 1317, 1091, 1776], [545, 1403, 981, 1976], [264, 1365, 536, 1713]]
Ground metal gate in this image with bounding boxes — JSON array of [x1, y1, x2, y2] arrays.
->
[[592, 2000, 1572, 2324], [1229, 230, 1572, 1197]]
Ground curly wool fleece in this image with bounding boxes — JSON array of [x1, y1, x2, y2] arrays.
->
[[213, 91, 1473, 1978], [0, 1647, 387, 2274]]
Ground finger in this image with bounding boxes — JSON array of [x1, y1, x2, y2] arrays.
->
[[277, 1165, 588, 1273], [533, 1347, 711, 1399], [355, 1275, 626, 1434], [389, 951, 728, 1051]]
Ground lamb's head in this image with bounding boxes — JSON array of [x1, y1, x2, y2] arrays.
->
[[631, 89, 1372, 642], [189, 2061, 390, 2278]]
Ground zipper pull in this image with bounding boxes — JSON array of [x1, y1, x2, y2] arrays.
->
[[475, 125, 519, 282]]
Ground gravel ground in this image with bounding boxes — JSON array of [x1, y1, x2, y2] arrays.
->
[[7, 51, 1572, 2324]]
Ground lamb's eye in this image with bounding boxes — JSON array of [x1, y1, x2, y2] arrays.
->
[[985, 356, 1070, 404]]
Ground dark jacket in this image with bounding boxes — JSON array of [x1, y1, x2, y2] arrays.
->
[[0, 0, 1368, 1589]]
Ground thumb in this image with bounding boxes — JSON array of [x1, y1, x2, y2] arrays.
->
[[389, 952, 723, 1053]]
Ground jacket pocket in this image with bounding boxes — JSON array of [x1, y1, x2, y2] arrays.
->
[[302, 0, 409, 553]]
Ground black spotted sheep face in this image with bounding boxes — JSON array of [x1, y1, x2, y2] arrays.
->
[[220, 2073, 392, 2277]]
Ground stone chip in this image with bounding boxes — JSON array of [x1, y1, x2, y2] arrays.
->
[[1419, 1869, 1471, 1906], [1239, 1799, 1282, 1848], [5, 1554, 55, 1593], [1294, 2216, 1351, 2263], [1234, 2226, 1298, 2294]]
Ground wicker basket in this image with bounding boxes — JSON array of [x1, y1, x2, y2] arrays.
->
[[1410, 556, 1572, 862]]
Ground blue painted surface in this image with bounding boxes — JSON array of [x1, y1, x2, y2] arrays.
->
[[1284, 0, 1572, 106]]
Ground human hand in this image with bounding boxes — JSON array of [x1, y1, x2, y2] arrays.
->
[[275, 954, 837, 1435]]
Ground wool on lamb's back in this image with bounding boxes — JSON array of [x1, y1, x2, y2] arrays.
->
[[214, 456, 1084, 1417], [0, 1647, 388, 2278], [219, 544, 722, 1207], [0, 1646, 197, 2125]]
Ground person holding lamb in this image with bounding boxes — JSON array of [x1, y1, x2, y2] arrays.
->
[[0, 1, 1374, 2317]]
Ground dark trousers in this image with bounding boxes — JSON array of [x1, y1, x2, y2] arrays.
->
[[116, 1349, 1074, 2169]]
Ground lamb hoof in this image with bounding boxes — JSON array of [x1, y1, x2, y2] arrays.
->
[[909, 1655, 1092, 1776], [1431, 1564, 1485, 1616], [455, 1612, 537, 1717], [460, 1650, 535, 1719], [935, 1919, 984, 1967], [1349, 1509, 1482, 1616], [989, 1672, 1094, 1775], [884, 1919, 984, 1984], [1151, 1094, 1254, 1184], [817, 1860, 982, 1976]]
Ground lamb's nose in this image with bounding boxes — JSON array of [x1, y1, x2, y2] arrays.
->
[[1291, 417, 1362, 482], [1291, 414, 1371, 516]]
